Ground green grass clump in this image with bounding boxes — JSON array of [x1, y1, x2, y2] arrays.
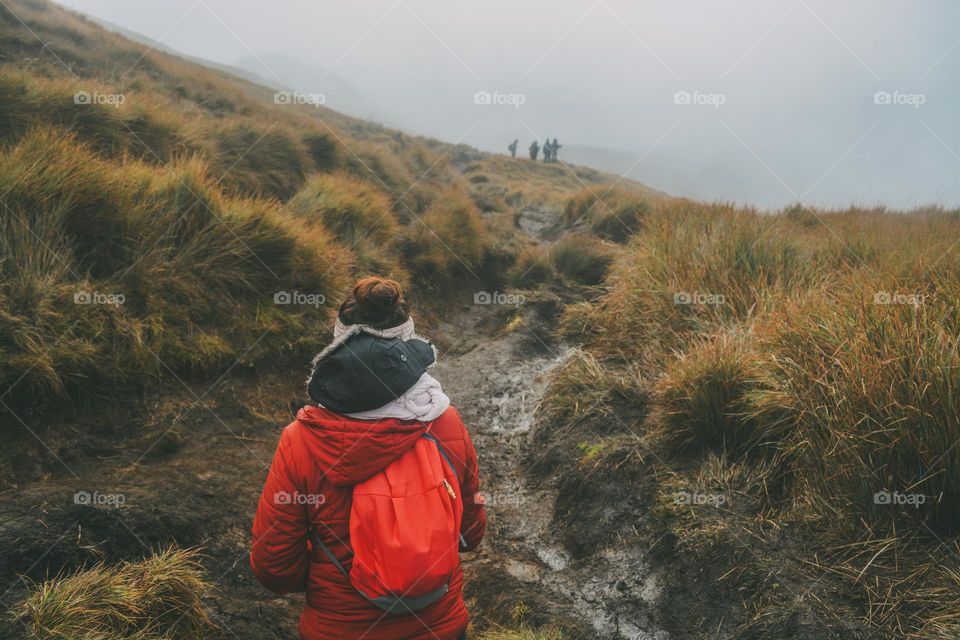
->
[[344, 141, 435, 216], [401, 190, 490, 287], [12, 547, 219, 640], [532, 350, 648, 477], [204, 119, 309, 200], [507, 245, 555, 288], [288, 172, 398, 246], [563, 186, 652, 242], [301, 132, 340, 171], [288, 172, 407, 282], [548, 234, 613, 286], [654, 328, 775, 458]]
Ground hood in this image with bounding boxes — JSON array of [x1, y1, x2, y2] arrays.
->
[[294, 405, 431, 486], [305, 318, 439, 414]]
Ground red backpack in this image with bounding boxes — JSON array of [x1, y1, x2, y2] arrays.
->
[[312, 432, 465, 613]]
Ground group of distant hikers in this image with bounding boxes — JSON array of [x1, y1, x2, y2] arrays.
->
[[507, 138, 562, 163]]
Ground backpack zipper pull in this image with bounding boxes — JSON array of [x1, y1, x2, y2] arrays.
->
[[441, 478, 457, 500]]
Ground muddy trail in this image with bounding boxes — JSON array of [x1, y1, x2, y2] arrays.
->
[[432, 303, 668, 640], [0, 296, 667, 640]]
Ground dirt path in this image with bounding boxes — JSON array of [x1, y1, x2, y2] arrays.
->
[[432, 303, 670, 640]]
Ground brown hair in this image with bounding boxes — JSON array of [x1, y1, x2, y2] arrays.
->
[[338, 276, 410, 329]]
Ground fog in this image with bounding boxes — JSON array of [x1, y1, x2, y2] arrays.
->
[[57, 0, 960, 210]]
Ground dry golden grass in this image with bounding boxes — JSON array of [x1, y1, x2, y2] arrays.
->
[[544, 196, 960, 637], [563, 185, 654, 242], [12, 547, 219, 640], [0, 126, 353, 404], [401, 189, 491, 288]]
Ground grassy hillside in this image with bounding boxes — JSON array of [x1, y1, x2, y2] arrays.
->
[[535, 198, 960, 638], [0, 0, 649, 413], [9, 1, 957, 639], [0, 4, 646, 636]]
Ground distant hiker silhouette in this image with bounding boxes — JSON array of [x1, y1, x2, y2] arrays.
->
[[542, 138, 553, 163], [508, 139, 518, 158], [252, 276, 486, 640], [529, 139, 540, 161], [551, 138, 562, 163]]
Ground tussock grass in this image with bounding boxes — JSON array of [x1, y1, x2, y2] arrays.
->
[[750, 266, 960, 534], [204, 119, 309, 200], [507, 245, 555, 288], [577, 199, 826, 362], [563, 186, 652, 242], [401, 190, 490, 287], [0, 127, 352, 405], [288, 172, 398, 246], [532, 349, 647, 478], [654, 328, 777, 459], [541, 194, 960, 637], [0, 70, 190, 163], [12, 547, 219, 640], [288, 172, 407, 282], [344, 141, 433, 217], [548, 234, 613, 286]]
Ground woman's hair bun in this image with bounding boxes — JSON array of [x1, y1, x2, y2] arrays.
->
[[338, 276, 410, 329]]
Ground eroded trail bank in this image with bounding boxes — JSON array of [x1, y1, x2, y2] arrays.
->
[[433, 302, 669, 640]]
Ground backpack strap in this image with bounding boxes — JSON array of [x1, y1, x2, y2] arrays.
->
[[421, 433, 469, 551], [420, 432, 459, 482]]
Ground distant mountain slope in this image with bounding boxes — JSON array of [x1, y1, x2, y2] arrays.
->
[[43, 0, 666, 201], [83, 14, 287, 91], [234, 53, 384, 123]]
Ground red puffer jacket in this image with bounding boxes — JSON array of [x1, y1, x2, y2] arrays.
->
[[251, 405, 486, 640]]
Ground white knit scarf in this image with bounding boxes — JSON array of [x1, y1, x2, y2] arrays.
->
[[308, 317, 450, 422]]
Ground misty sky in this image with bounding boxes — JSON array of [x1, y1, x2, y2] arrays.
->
[[57, 0, 960, 210]]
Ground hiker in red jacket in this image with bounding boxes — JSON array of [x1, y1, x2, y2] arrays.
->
[[251, 276, 486, 640]]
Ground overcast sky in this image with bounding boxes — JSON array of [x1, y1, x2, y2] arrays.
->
[[57, 0, 960, 210]]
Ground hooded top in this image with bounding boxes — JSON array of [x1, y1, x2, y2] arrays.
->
[[305, 318, 449, 419], [307, 333, 436, 413], [250, 405, 487, 639]]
